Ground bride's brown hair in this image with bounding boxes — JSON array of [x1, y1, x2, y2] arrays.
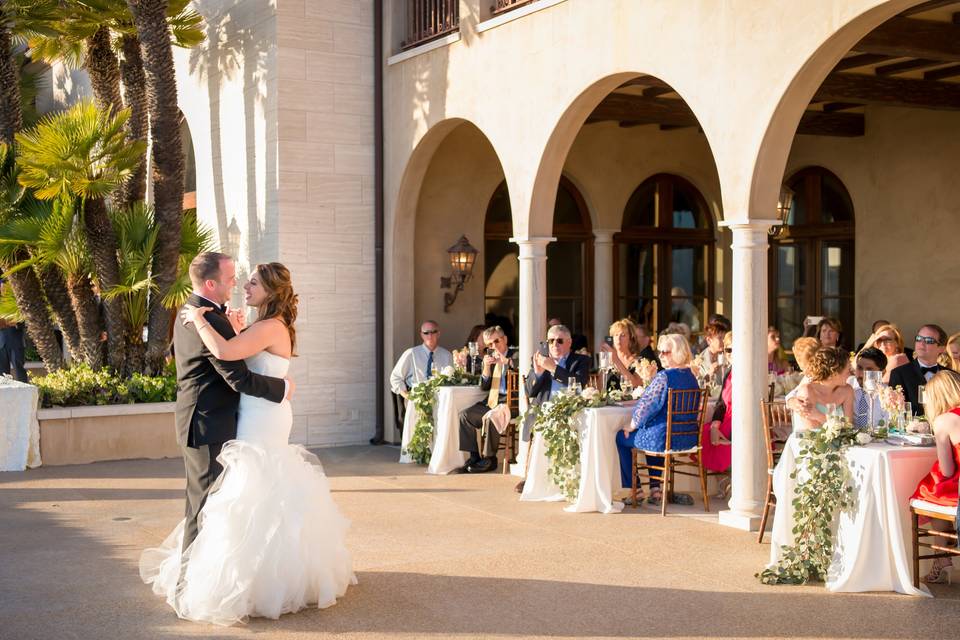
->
[[254, 262, 298, 355]]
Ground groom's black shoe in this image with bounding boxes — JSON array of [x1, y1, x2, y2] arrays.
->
[[453, 454, 480, 474], [468, 457, 497, 473]]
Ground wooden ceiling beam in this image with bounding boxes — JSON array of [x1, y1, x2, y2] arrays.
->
[[898, 0, 960, 17], [821, 102, 862, 113], [833, 53, 892, 71], [642, 86, 674, 98], [857, 17, 960, 62], [875, 58, 947, 75], [924, 63, 960, 79], [814, 72, 960, 110]]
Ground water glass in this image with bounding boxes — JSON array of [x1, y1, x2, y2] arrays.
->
[[468, 341, 478, 357], [863, 370, 881, 394], [917, 385, 926, 407], [598, 351, 611, 370]]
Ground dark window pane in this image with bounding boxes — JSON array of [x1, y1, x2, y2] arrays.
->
[[622, 181, 656, 229], [553, 182, 582, 226], [785, 175, 808, 225], [820, 242, 853, 297], [776, 244, 805, 296], [776, 297, 805, 349], [547, 241, 584, 297], [821, 172, 854, 223], [672, 182, 702, 229], [486, 182, 512, 226], [484, 240, 519, 298], [670, 246, 706, 333]]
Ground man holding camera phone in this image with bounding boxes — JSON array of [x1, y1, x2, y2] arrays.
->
[[523, 324, 592, 432], [456, 326, 516, 473]]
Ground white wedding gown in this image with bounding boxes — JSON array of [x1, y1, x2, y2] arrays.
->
[[140, 351, 356, 626]]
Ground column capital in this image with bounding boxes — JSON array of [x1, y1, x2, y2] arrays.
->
[[592, 228, 618, 243], [510, 236, 555, 258]]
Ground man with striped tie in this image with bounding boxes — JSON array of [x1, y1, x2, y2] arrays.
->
[[456, 326, 515, 473]]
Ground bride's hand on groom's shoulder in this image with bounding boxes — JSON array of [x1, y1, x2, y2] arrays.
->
[[181, 304, 213, 327], [226, 308, 246, 334]]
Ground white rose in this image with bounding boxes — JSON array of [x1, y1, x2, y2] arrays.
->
[[631, 386, 644, 399], [855, 431, 873, 446], [440, 365, 456, 377], [581, 387, 599, 401]]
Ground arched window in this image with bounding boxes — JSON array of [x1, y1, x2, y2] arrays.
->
[[484, 177, 594, 340], [770, 166, 855, 348], [615, 174, 715, 335]]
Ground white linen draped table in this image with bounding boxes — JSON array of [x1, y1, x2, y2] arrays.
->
[[398, 385, 485, 474], [769, 436, 937, 596], [521, 404, 634, 513], [0, 378, 41, 471]]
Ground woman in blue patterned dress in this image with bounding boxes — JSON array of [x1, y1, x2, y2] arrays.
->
[[616, 332, 700, 505]]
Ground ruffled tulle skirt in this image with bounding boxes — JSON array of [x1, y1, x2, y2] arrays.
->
[[139, 441, 356, 626]]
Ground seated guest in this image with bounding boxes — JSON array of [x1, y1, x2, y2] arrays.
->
[[634, 323, 661, 370], [694, 313, 731, 355], [600, 319, 643, 390], [767, 327, 790, 375], [943, 332, 960, 372], [456, 326, 516, 474], [816, 317, 843, 349], [789, 346, 854, 432], [456, 324, 487, 372], [910, 369, 960, 583], [616, 333, 699, 506], [525, 324, 592, 411], [701, 333, 733, 477], [890, 324, 948, 415], [548, 317, 588, 354], [856, 319, 890, 353], [699, 318, 730, 385], [851, 347, 889, 429], [785, 337, 820, 399], [388, 320, 453, 401], [861, 323, 910, 383]]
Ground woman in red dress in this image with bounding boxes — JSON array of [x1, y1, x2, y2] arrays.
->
[[911, 369, 960, 584]]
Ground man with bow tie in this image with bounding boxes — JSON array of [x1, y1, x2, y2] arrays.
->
[[889, 323, 947, 415]]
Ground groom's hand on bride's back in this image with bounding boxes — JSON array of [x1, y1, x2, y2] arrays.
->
[[285, 377, 296, 400]]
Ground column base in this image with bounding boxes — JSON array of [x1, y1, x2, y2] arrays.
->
[[718, 509, 764, 532]]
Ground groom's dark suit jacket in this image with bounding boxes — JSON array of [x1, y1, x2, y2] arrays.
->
[[888, 359, 942, 416], [174, 294, 286, 448]]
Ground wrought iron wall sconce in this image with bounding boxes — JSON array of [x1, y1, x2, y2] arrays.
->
[[440, 235, 478, 312]]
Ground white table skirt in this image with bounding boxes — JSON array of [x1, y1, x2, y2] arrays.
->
[[399, 385, 486, 475], [769, 436, 938, 596], [521, 405, 634, 514], [0, 378, 41, 471]]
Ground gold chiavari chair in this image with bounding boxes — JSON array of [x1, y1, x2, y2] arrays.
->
[[910, 501, 960, 588], [757, 400, 791, 543]]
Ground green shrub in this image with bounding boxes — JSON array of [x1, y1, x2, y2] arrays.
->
[[33, 363, 177, 408]]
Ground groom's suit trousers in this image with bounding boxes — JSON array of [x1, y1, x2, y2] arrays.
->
[[180, 441, 225, 555]]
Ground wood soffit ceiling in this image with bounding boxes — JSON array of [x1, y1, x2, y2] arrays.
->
[[587, 1, 960, 137]]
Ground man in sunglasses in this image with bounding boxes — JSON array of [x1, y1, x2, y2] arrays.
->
[[384, 320, 453, 444], [455, 326, 516, 473], [889, 324, 947, 415], [522, 324, 591, 434]]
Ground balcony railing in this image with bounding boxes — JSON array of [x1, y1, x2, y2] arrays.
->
[[492, 0, 536, 15], [402, 0, 460, 50]]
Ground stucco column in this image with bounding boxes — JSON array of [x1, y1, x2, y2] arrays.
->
[[510, 236, 554, 475], [718, 220, 778, 531], [593, 229, 617, 348]]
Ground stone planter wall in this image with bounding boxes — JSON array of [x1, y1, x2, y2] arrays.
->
[[38, 402, 179, 466]]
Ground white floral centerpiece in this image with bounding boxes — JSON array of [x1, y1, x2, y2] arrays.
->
[[404, 368, 481, 464]]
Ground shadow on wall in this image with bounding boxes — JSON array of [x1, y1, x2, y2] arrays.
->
[[189, 0, 276, 305]]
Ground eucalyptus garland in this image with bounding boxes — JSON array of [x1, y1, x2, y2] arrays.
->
[[404, 370, 480, 465], [534, 389, 612, 501], [758, 416, 860, 585]]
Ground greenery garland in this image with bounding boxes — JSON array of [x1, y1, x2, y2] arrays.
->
[[404, 370, 480, 464], [534, 388, 613, 501], [758, 415, 861, 585]]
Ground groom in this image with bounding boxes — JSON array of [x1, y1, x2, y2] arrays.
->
[[174, 252, 293, 558]]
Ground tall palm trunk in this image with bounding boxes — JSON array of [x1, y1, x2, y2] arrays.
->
[[118, 34, 147, 209], [128, 0, 183, 374], [83, 196, 125, 370], [0, 12, 62, 370], [37, 266, 82, 360], [65, 273, 105, 369], [85, 26, 124, 115]]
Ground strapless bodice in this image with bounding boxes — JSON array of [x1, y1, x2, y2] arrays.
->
[[244, 351, 290, 378], [238, 351, 292, 446]]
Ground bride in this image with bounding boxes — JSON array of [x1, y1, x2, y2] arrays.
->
[[140, 262, 356, 626]]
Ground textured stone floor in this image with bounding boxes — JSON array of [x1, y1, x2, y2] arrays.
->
[[0, 445, 956, 640]]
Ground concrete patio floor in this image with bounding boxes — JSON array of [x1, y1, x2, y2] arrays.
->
[[1, 444, 957, 640]]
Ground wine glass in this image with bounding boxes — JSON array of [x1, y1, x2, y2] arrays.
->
[[598, 351, 611, 371], [863, 370, 882, 428], [917, 385, 926, 409]]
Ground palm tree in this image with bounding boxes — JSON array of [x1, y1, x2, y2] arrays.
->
[[16, 101, 145, 370]]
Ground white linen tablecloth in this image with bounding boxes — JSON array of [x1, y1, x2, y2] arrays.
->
[[769, 436, 937, 596], [0, 378, 41, 471], [399, 385, 486, 475], [521, 404, 633, 514]]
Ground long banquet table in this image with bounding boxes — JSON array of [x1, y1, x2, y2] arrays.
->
[[769, 436, 939, 596], [0, 377, 41, 471], [399, 385, 486, 475], [521, 404, 634, 514]]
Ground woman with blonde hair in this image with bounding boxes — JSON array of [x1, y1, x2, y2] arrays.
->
[[767, 327, 790, 375], [861, 323, 909, 382], [789, 346, 854, 432], [791, 337, 820, 376], [942, 332, 960, 372], [600, 318, 644, 389], [615, 333, 699, 506], [910, 369, 960, 583]]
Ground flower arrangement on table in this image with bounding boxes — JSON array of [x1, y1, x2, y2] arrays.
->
[[875, 384, 906, 436], [758, 412, 861, 585], [404, 367, 481, 464], [534, 386, 620, 501]]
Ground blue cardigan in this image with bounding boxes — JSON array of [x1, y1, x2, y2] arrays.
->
[[628, 367, 700, 452]]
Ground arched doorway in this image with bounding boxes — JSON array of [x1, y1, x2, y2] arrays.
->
[[615, 174, 715, 335], [770, 167, 855, 348], [484, 176, 593, 342]]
